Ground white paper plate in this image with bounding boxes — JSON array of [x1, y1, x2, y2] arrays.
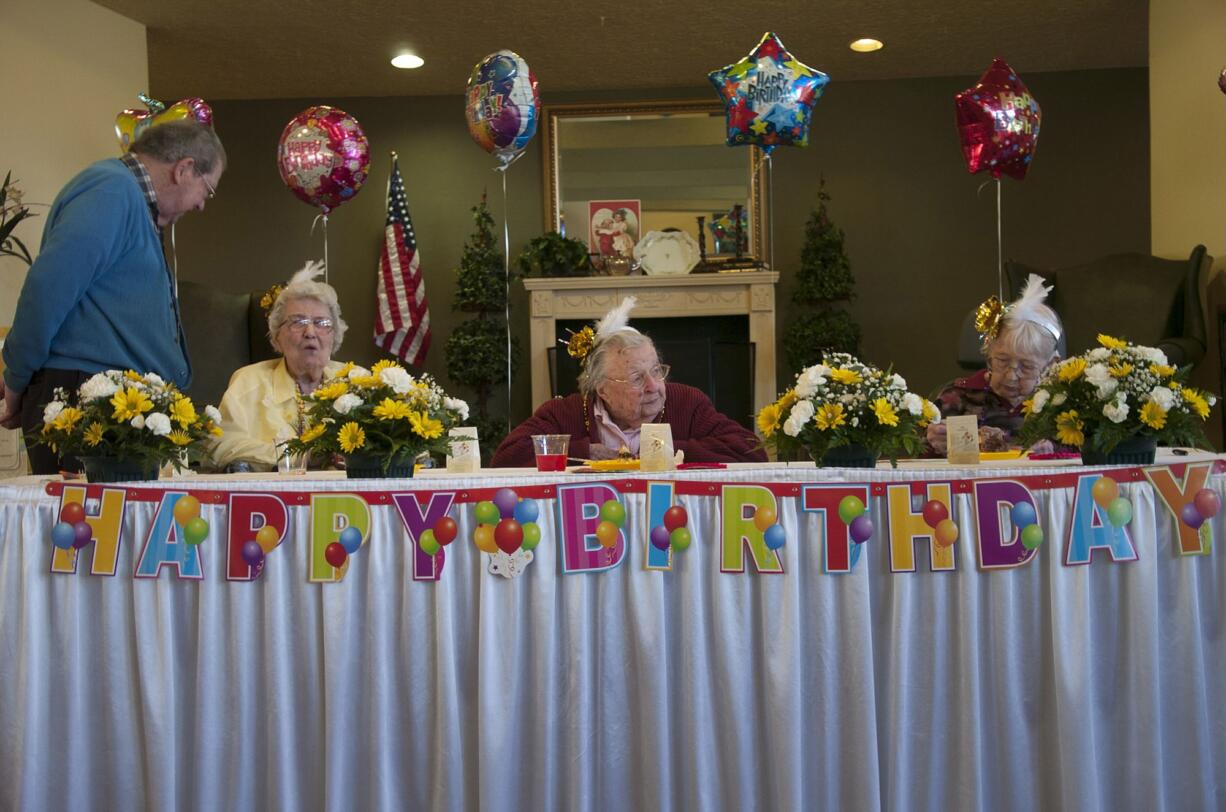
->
[[633, 230, 700, 276]]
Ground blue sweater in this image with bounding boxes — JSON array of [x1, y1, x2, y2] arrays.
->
[[2, 159, 191, 393]]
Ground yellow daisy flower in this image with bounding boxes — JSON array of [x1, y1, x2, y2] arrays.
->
[[757, 403, 782, 437], [350, 375, 382, 388], [169, 396, 197, 427], [373, 398, 413, 421], [1055, 409, 1085, 447], [776, 389, 798, 412], [370, 359, 401, 375], [209, 424, 224, 437], [167, 431, 193, 446], [52, 406, 84, 432], [815, 403, 846, 431], [409, 411, 444, 439], [299, 423, 326, 443], [920, 400, 939, 426], [1021, 397, 1035, 416], [110, 387, 153, 421], [829, 368, 862, 385], [1140, 400, 1167, 430], [83, 422, 105, 447], [1058, 358, 1086, 382], [124, 370, 144, 381], [338, 422, 366, 452], [1183, 389, 1210, 419], [872, 398, 899, 427], [336, 361, 356, 378], [1097, 334, 1127, 350], [1108, 363, 1133, 378], [313, 381, 349, 400], [1149, 363, 1176, 378]]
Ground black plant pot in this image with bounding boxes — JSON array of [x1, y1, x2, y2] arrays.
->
[[816, 443, 880, 469], [81, 457, 160, 483], [1079, 436, 1157, 466], [344, 453, 416, 479]]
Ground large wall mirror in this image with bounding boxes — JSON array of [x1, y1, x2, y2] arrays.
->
[[542, 100, 769, 270]]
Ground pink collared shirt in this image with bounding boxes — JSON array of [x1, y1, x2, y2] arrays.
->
[[592, 398, 641, 456]]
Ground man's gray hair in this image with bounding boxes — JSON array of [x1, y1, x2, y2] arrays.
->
[[267, 272, 348, 354], [130, 120, 227, 176], [577, 330, 654, 396]]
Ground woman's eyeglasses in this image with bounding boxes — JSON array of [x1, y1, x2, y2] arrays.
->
[[285, 317, 334, 333], [987, 355, 1041, 378], [608, 364, 670, 390]]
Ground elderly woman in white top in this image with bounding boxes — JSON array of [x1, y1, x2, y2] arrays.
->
[[211, 261, 348, 471]]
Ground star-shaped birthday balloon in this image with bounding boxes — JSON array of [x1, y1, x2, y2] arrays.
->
[[954, 58, 1042, 180], [708, 32, 829, 155]]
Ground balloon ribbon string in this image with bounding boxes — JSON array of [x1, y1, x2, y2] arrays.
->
[[501, 169, 512, 432], [995, 178, 1003, 300], [168, 222, 178, 297], [311, 213, 330, 283], [766, 153, 774, 270]]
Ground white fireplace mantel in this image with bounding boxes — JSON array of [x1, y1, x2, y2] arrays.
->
[[522, 271, 779, 415]]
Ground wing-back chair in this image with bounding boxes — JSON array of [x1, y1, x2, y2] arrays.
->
[[177, 280, 276, 407]]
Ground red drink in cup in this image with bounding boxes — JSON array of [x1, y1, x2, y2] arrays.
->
[[532, 434, 570, 472]]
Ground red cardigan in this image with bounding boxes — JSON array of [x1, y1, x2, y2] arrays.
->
[[491, 383, 767, 467]]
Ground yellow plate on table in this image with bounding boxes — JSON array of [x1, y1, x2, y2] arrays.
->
[[576, 458, 641, 472], [980, 450, 1025, 461]]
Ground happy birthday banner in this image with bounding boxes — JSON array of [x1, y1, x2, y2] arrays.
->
[[41, 461, 1223, 583]]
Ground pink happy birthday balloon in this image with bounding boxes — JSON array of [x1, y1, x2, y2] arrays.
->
[[276, 105, 370, 214]]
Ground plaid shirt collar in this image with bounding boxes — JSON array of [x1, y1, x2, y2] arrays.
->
[[119, 152, 160, 231]]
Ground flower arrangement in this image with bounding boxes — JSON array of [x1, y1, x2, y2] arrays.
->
[[1018, 334, 1214, 455], [281, 359, 470, 475], [38, 370, 223, 470], [757, 352, 940, 465]]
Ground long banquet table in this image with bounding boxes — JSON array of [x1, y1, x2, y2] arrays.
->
[[1, 455, 1224, 811]]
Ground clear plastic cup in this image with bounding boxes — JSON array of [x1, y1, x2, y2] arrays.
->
[[531, 434, 570, 472]]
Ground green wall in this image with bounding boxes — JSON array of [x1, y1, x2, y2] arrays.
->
[[170, 67, 1148, 422]]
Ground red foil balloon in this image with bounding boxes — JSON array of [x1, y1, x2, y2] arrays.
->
[[277, 105, 370, 214], [954, 59, 1041, 180]]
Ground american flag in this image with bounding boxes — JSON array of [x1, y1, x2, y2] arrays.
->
[[374, 156, 431, 365]]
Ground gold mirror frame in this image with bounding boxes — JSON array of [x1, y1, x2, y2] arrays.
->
[[541, 100, 770, 270]]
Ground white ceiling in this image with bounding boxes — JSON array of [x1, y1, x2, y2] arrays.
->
[[93, 0, 1148, 100]]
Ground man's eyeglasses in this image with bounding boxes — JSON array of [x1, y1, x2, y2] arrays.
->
[[608, 364, 670, 390], [987, 355, 1041, 378], [196, 170, 216, 200], [285, 316, 334, 333]]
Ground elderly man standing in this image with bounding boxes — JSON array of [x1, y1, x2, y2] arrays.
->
[[0, 119, 226, 474], [492, 297, 765, 466]]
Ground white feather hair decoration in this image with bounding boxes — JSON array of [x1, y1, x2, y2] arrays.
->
[[1006, 273, 1062, 341], [287, 259, 326, 287], [594, 296, 639, 339]]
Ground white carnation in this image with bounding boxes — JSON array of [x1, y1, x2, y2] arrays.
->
[[1088, 348, 1110, 361], [444, 397, 470, 421], [1095, 380, 1118, 399], [347, 366, 371, 380], [891, 373, 907, 390], [794, 367, 826, 399], [143, 373, 164, 387], [145, 412, 171, 436], [788, 399, 815, 426], [204, 405, 222, 424], [1138, 346, 1168, 365], [902, 392, 923, 416], [1103, 401, 1130, 424], [130, 415, 145, 429], [43, 401, 65, 423], [380, 367, 413, 394], [782, 414, 805, 437], [1085, 363, 1112, 386], [333, 393, 363, 415], [1051, 392, 1067, 406], [1149, 386, 1176, 411], [1030, 389, 1050, 414], [79, 372, 120, 402]]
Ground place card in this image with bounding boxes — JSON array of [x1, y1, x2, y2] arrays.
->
[[640, 423, 676, 472], [446, 427, 480, 473], [945, 414, 981, 465]]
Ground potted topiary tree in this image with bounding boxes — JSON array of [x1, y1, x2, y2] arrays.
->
[[783, 178, 861, 370], [444, 196, 519, 461]]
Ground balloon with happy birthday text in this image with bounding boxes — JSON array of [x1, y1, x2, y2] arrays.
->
[[277, 105, 370, 214], [954, 58, 1041, 180], [465, 50, 540, 169], [708, 32, 829, 156], [116, 95, 213, 153]]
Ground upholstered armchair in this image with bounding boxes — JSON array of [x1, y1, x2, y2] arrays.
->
[[1005, 245, 1212, 367], [177, 280, 276, 407]]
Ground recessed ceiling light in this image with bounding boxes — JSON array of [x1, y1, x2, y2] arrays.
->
[[849, 38, 884, 53], [391, 53, 425, 69]]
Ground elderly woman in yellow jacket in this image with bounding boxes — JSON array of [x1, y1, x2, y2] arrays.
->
[[211, 261, 347, 471]]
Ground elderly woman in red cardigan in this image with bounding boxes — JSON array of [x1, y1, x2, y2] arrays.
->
[[491, 297, 765, 466]]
